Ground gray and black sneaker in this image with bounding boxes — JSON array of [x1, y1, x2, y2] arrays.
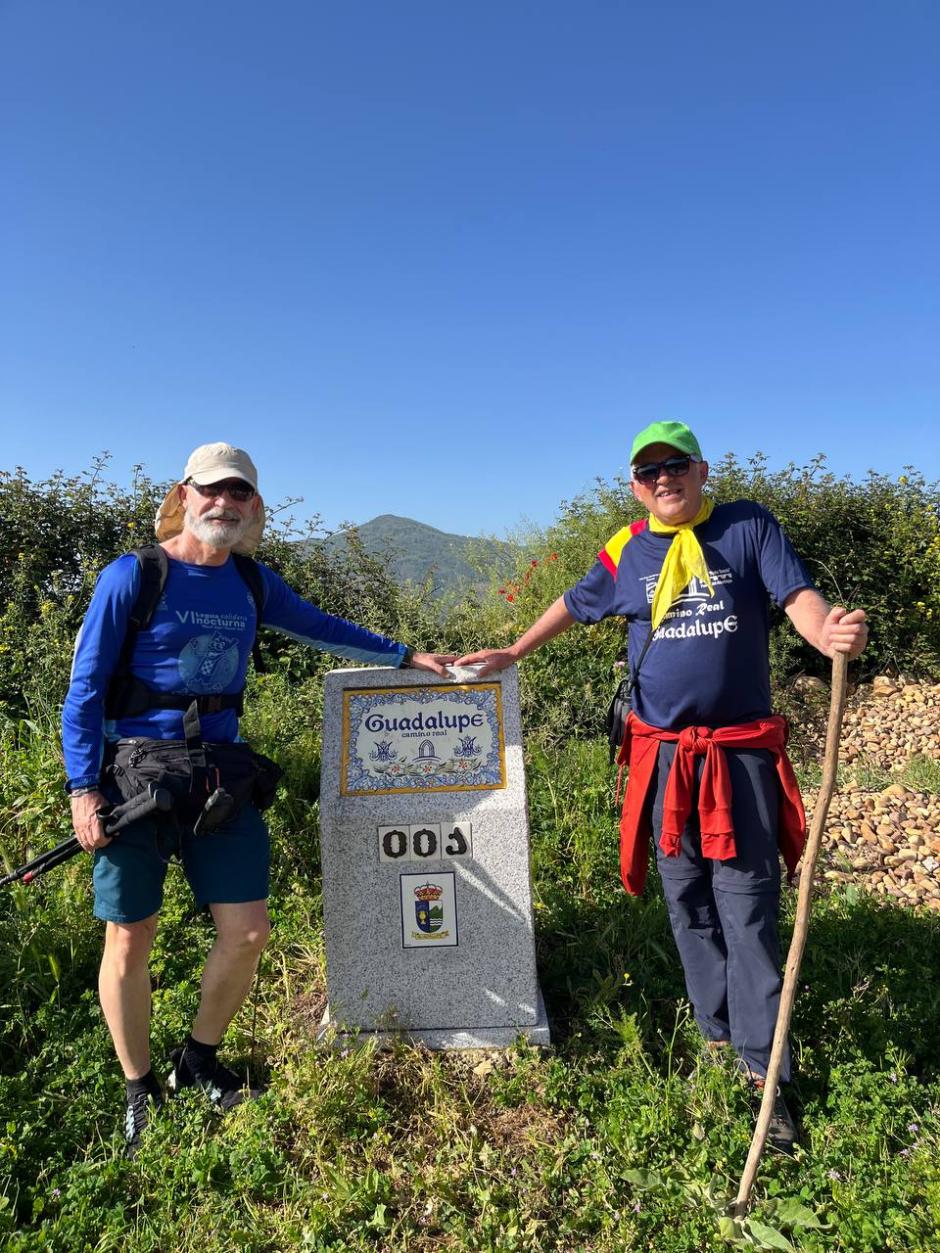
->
[[167, 1046, 262, 1111], [125, 1088, 163, 1158]]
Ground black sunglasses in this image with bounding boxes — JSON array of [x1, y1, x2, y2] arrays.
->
[[632, 455, 699, 486], [186, 479, 256, 502]]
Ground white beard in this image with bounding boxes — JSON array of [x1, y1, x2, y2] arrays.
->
[[185, 505, 251, 549]]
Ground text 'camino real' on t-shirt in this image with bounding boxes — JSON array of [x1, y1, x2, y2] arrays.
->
[[563, 501, 813, 730]]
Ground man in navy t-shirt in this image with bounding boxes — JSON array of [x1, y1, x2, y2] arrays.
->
[[458, 421, 868, 1149], [64, 442, 454, 1153]]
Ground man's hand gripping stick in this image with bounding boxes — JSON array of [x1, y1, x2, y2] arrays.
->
[[1, 785, 174, 889]]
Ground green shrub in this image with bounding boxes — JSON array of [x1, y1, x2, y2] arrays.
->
[[0, 461, 478, 716], [2, 453, 940, 1250], [478, 454, 940, 743]]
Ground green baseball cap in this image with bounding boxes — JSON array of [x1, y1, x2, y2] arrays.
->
[[630, 420, 702, 465]]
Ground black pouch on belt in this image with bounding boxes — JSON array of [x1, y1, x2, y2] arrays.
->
[[605, 676, 633, 765], [105, 702, 283, 832]]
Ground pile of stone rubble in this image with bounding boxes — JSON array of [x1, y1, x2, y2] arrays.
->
[[800, 677, 940, 912]]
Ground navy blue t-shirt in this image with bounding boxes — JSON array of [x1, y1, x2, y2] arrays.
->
[[563, 501, 813, 729]]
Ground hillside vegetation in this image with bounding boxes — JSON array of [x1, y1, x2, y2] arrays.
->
[[309, 514, 513, 600], [1, 456, 939, 1251]]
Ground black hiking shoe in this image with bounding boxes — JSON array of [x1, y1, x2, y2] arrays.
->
[[167, 1045, 262, 1111], [124, 1088, 163, 1158], [749, 1083, 798, 1155], [767, 1089, 798, 1154]]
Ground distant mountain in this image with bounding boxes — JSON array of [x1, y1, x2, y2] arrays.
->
[[310, 514, 515, 598]]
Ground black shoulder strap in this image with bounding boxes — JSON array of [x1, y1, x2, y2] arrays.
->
[[232, 553, 264, 618], [605, 626, 657, 765], [232, 552, 267, 674], [118, 545, 168, 672], [133, 544, 168, 622], [630, 625, 657, 691], [104, 546, 169, 719]]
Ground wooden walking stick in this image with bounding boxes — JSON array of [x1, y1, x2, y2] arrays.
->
[[733, 650, 849, 1217]]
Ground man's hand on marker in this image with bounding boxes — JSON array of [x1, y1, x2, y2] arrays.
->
[[453, 648, 518, 678], [820, 606, 868, 660], [70, 790, 113, 851], [409, 652, 458, 677]]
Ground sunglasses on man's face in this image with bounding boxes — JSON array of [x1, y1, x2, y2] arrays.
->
[[632, 455, 699, 487], [187, 479, 256, 502]]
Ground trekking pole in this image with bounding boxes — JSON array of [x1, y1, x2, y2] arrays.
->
[[1, 785, 174, 889], [6, 838, 82, 884], [733, 651, 848, 1217]]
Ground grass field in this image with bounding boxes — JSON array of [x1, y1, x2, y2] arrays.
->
[[2, 683, 939, 1253]]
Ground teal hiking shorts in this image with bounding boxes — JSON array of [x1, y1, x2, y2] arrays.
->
[[92, 803, 270, 924]]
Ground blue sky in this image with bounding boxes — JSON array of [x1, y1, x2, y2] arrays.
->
[[2, 2, 937, 537]]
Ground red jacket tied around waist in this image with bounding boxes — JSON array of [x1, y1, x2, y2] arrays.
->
[[616, 712, 806, 896]]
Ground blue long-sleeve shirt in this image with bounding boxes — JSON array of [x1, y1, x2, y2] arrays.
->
[[62, 552, 407, 790]]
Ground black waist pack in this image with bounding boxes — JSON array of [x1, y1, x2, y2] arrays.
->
[[107, 737, 282, 835], [605, 630, 657, 765], [605, 676, 632, 765]]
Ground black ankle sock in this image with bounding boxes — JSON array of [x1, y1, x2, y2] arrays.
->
[[183, 1035, 219, 1073], [126, 1070, 161, 1101]]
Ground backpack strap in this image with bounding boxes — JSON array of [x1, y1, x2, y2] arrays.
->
[[232, 552, 267, 674], [122, 544, 167, 658], [104, 546, 170, 719]]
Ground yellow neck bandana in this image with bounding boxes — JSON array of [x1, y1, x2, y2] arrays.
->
[[647, 498, 714, 629]]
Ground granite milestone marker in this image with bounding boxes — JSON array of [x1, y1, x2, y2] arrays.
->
[[318, 664, 550, 1048]]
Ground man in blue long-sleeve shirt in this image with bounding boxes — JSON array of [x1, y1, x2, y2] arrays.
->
[[63, 442, 452, 1153]]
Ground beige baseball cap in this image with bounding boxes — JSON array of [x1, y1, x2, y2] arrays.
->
[[154, 442, 265, 553], [182, 441, 259, 489]]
